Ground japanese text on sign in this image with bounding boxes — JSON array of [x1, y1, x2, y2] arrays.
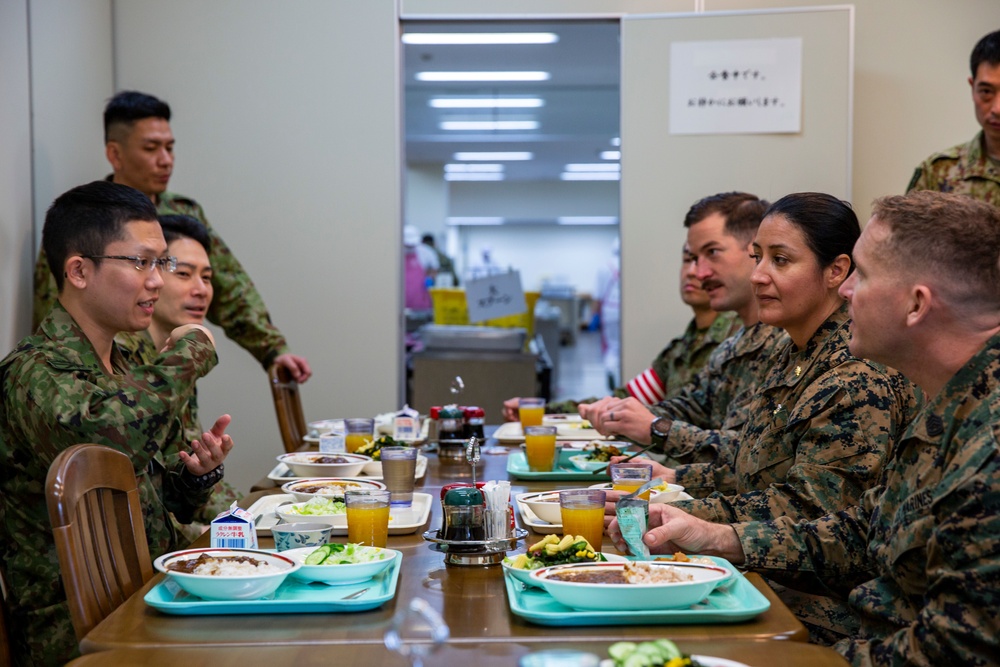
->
[[669, 37, 802, 135], [464, 270, 527, 323]]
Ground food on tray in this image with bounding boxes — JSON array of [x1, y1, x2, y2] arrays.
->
[[303, 543, 388, 566], [284, 496, 347, 516], [607, 639, 706, 667], [291, 480, 367, 495], [354, 435, 405, 461], [165, 553, 279, 576], [547, 561, 693, 585], [506, 534, 600, 571], [557, 420, 592, 429], [655, 552, 714, 565], [581, 441, 624, 462], [288, 454, 355, 465]]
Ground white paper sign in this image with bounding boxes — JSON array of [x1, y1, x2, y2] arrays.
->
[[464, 270, 527, 324], [669, 37, 802, 135]]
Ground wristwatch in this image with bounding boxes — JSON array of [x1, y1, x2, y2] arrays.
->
[[650, 417, 672, 444]]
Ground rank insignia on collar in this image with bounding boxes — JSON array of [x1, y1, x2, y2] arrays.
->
[[794, 365, 802, 377], [773, 403, 784, 416]]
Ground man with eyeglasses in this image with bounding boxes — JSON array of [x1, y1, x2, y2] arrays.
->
[[0, 181, 235, 666], [31, 90, 312, 383]]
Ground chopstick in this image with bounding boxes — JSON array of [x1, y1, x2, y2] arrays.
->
[[589, 439, 660, 473]]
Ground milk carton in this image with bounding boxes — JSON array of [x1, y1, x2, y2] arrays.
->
[[210, 502, 258, 549]]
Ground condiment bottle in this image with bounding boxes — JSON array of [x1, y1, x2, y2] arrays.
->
[[427, 406, 441, 445], [463, 406, 485, 440], [437, 405, 466, 462]]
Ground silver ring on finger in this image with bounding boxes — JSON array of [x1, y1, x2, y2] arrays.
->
[[609, 411, 616, 421]]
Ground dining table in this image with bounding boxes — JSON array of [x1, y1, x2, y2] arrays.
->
[[79, 430, 849, 665]]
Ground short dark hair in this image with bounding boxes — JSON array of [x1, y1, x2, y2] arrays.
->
[[43, 181, 158, 292], [684, 192, 770, 245], [971, 30, 1000, 78], [872, 191, 1000, 312], [104, 90, 171, 143], [763, 192, 859, 272], [158, 214, 211, 255], [421, 233, 435, 247]]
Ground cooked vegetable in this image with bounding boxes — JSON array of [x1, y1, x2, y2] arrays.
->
[[506, 534, 601, 570], [354, 435, 405, 461], [582, 442, 624, 462], [607, 640, 705, 667]]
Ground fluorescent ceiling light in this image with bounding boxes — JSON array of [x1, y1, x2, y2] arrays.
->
[[454, 152, 533, 161], [417, 71, 550, 82], [441, 120, 539, 131], [611, 137, 621, 147], [565, 163, 620, 172], [445, 164, 504, 173], [560, 172, 621, 181], [403, 33, 559, 45], [447, 216, 506, 225], [430, 98, 544, 109], [444, 173, 505, 182], [557, 216, 619, 225], [600, 151, 621, 160]]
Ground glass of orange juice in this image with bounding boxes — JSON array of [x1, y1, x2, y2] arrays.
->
[[344, 418, 375, 454], [559, 489, 606, 552], [518, 397, 545, 429], [610, 463, 653, 500], [345, 489, 390, 547], [524, 425, 557, 472]]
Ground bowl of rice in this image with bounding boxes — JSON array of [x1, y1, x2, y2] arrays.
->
[[281, 477, 386, 502], [153, 548, 300, 601], [530, 560, 731, 611], [283, 544, 398, 585], [277, 452, 371, 478]]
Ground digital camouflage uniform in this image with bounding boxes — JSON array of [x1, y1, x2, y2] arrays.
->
[[650, 321, 789, 470], [33, 187, 290, 369], [0, 305, 218, 666], [906, 131, 1000, 207], [736, 331, 1000, 666], [117, 330, 242, 544], [546, 311, 741, 414]]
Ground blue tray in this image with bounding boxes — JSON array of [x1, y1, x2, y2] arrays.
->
[[506, 449, 612, 481], [144, 550, 401, 615], [504, 557, 770, 626]]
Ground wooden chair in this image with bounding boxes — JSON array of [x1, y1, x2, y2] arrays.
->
[[269, 364, 308, 453], [1, 568, 12, 667], [45, 444, 154, 643]]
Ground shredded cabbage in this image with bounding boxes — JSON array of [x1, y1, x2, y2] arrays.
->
[[286, 496, 346, 516]]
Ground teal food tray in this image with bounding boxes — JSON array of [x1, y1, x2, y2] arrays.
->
[[504, 557, 770, 626], [145, 550, 401, 615], [506, 449, 612, 481]]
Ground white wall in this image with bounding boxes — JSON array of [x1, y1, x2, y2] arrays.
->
[[113, 0, 402, 494]]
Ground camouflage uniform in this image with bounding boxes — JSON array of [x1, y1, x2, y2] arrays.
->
[[117, 331, 242, 544], [33, 187, 290, 369], [0, 304, 218, 666], [907, 131, 1000, 207], [650, 321, 789, 471], [546, 311, 741, 414], [736, 331, 1000, 666]]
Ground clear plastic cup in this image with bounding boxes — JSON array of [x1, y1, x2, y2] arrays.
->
[[518, 397, 545, 429], [345, 489, 390, 547], [381, 446, 418, 508], [559, 489, 606, 552], [610, 462, 654, 500], [344, 418, 375, 454], [524, 425, 557, 472]]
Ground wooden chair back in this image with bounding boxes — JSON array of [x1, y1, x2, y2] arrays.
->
[[0, 568, 11, 667], [45, 444, 154, 642], [269, 364, 308, 453]]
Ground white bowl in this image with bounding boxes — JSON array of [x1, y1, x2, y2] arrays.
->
[[153, 548, 300, 601], [503, 552, 627, 588], [516, 491, 566, 525], [530, 561, 731, 611], [281, 477, 385, 502], [307, 419, 345, 437], [589, 481, 685, 503], [282, 545, 396, 585], [362, 460, 382, 476], [276, 499, 348, 528], [568, 454, 610, 472], [277, 452, 371, 478]]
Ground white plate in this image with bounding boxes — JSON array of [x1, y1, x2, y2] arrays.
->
[[494, 422, 613, 444], [267, 454, 428, 484], [515, 492, 694, 534], [600, 658, 750, 667], [251, 492, 432, 537], [588, 482, 687, 504], [282, 545, 397, 585]]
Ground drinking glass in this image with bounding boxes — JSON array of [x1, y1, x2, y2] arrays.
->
[[344, 418, 375, 454], [610, 462, 654, 500], [524, 425, 557, 472], [381, 446, 418, 508], [518, 397, 545, 429], [345, 489, 391, 547], [559, 489, 606, 552]]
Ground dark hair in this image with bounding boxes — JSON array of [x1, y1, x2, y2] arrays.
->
[[104, 90, 171, 143], [158, 214, 211, 255], [971, 30, 1000, 78], [421, 234, 436, 247], [872, 191, 1000, 312], [43, 181, 158, 292], [762, 192, 859, 271], [684, 192, 770, 245]]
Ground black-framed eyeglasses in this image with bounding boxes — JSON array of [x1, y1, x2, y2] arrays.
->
[[81, 255, 178, 273]]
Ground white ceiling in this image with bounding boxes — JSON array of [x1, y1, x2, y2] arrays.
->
[[402, 20, 621, 182]]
